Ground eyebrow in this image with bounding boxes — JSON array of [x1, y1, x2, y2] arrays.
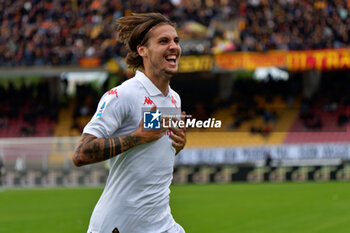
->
[[157, 36, 180, 41]]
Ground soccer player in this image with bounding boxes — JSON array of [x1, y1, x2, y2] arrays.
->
[[73, 13, 186, 233]]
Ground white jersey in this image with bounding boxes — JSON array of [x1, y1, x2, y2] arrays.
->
[[83, 71, 184, 233]]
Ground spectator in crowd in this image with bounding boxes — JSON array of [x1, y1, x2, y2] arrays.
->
[[1, 0, 350, 67]]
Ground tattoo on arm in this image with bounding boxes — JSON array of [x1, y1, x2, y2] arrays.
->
[[103, 138, 122, 160], [73, 134, 140, 166], [73, 134, 121, 166], [120, 135, 141, 152]]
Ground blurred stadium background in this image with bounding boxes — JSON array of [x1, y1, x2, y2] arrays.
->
[[0, 0, 350, 196], [2, 0, 350, 187], [2, 0, 350, 232]]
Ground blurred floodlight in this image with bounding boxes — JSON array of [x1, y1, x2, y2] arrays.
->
[[170, 0, 181, 5], [61, 71, 108, 95], [253, 67, 289, 81], [181, 21, 207, 37]]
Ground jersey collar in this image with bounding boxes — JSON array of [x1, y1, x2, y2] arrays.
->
[[135, 70, 166, 97]]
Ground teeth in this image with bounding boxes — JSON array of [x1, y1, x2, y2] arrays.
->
[[166, 55, 176, 60]]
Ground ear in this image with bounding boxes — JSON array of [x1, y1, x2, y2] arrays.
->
[[137, 45, 147, 57]]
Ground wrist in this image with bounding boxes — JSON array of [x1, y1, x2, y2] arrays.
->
[[130, 131, 143, 144], [119, 133, 143, 153]]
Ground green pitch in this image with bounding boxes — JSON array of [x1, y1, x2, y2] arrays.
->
[[1, 182, 350, 233]]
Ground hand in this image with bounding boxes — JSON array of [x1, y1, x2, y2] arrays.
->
[[169, 111, 186, 155], [133, 105, 167, 144]]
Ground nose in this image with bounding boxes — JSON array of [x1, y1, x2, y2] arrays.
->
[[169, 40, 181, 51]]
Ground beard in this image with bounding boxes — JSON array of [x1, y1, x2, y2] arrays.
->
[[149, 57, 177, 79]]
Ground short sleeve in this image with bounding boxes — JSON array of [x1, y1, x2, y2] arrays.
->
[[83, 87, 130, 138]]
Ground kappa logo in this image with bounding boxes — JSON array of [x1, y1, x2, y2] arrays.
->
[[144, 96, 154, 105], [171, 96, 178, 108], [108, 88, 118, 97]]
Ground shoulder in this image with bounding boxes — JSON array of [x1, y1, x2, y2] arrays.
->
[[103, 77, 142, 104]]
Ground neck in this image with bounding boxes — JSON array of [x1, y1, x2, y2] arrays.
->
[[143, 70, 171, 96]]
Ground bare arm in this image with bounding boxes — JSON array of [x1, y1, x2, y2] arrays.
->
[[73, 121, 166, 167], [73, 133, 136, 166]]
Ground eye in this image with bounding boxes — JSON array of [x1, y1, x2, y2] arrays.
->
[[159, 38, 169, 44]]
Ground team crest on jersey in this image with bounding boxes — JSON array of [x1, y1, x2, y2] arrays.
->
[[96, 101, 106, 117]]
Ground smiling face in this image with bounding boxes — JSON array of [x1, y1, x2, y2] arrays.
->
[[137, 24, 181, 79]]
